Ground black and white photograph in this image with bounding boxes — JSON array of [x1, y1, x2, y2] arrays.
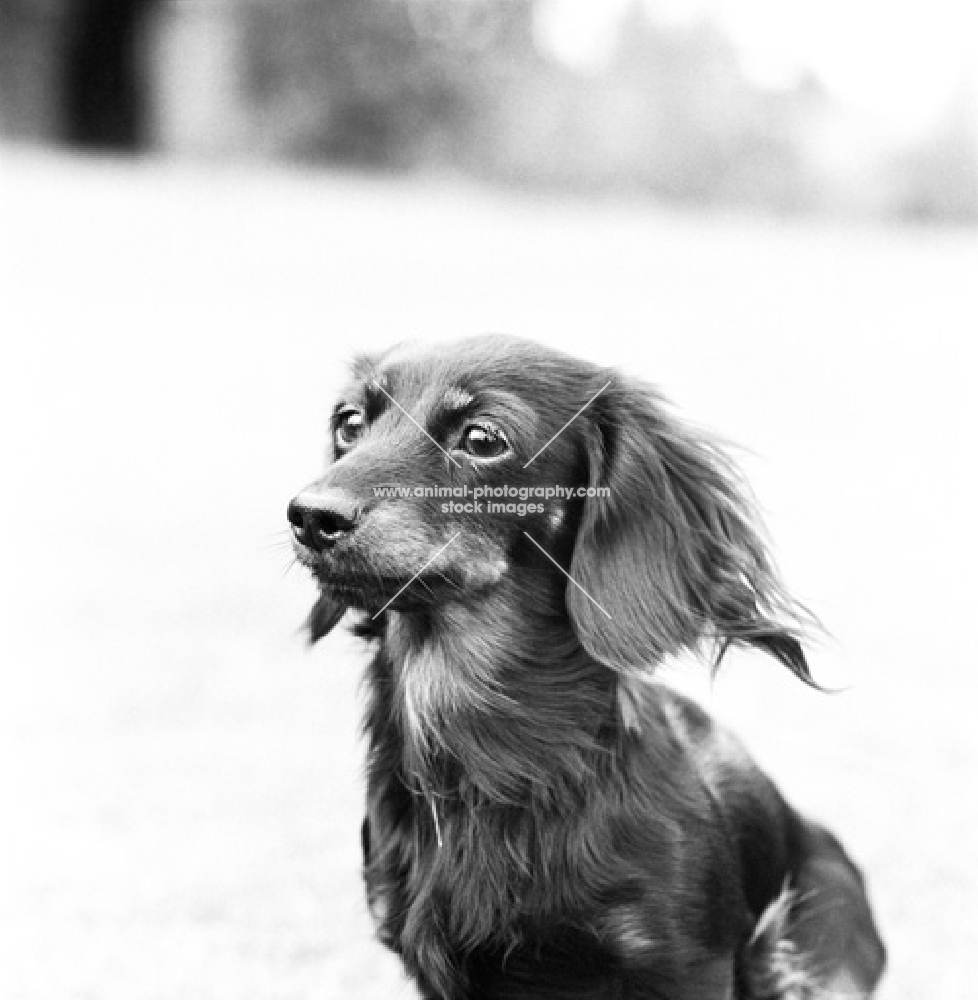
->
[[1, 2, 975, 998]]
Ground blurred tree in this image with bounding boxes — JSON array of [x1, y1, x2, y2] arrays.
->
[[607, 1, 815, 206], [62, 0, 159, 147], [893, 77, 978, 222], [0, 0, 69, 140], [238, 0, 536, 166]]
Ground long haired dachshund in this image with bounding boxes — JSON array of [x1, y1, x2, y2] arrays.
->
[[288, 335, 885, 1000]]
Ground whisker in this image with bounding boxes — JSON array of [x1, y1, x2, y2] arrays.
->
[[264, 529, 297, 552]]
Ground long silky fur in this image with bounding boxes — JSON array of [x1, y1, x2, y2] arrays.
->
[[356, 586, 744, 999], [567, 379, 817, 687], [744, 886, 830, 1000], [296, 335, 884, 1000]]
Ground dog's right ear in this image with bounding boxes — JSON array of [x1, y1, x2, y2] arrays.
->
[[307, 594, 347, 643]]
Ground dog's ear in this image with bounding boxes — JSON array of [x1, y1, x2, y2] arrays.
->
[[567, 381, 813, 684], [307, 593, 348, 643]]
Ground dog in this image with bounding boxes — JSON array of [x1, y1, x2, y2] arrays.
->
[[288, 335, 885, 1000]]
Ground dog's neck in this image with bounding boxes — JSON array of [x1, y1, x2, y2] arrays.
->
[[378, 576, 620, 807]]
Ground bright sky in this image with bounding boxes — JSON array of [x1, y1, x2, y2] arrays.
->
[[535, 0, 977, 138]]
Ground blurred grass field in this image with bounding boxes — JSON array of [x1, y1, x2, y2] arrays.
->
[[1, 151, 975, 999]]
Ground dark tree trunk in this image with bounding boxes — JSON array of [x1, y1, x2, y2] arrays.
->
[[62, 0, 155, 148]]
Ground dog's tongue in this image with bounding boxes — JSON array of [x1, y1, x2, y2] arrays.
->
[[307, 593, 348, 643]]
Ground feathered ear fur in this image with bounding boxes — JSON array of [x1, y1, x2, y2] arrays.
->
[[307, 593, 348, 644], [567, 381, 813, 684]]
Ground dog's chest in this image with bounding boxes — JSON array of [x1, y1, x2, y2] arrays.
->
[[364, 722, 732, 998], [396, 804, 609, 996], [390, 807, 724, 1000], [419, 793, 540, 931]]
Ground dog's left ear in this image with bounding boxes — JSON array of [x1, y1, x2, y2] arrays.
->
[[567, 380, 813, 684], [307, 593, 348, 644]]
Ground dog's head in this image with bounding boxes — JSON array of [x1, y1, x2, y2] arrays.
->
[[290, 334, 810, 682]]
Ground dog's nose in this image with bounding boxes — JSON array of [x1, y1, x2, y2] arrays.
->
[[288, 490, 359, 552]]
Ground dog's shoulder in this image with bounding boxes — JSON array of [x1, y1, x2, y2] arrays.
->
[[645, 681, 802, 915], [645, 681, 783, 811]]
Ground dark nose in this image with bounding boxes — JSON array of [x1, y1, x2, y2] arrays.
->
[[288, 489, 359, 552]]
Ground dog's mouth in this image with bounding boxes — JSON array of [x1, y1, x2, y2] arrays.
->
[[292, 520, 510, 618], [315, 572, 447, 613], [294, 540, 459, 614]]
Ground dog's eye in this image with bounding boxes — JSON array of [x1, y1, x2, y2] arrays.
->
[[460, 423, 509, 461], [335, 409, 364, 450]]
